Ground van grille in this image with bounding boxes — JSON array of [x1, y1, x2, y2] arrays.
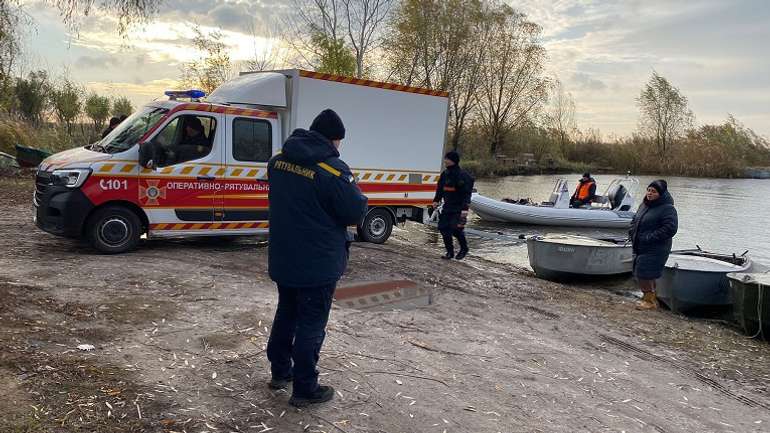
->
[[34, 171, 52, 206]]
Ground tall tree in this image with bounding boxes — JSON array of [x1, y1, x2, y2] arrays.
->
[[637, 71, 694, 156], [340, 0, 394, 77], [1, 0, 25, 78], [51, 78, 82, 133], [545, 80, 577, 156], [111, 96, 133, 117], [179, 27, 234, 94], [245, 21, 283, 72], [384, 0, 485, 150], [84, 93, 110, 130], [477, 3, 549, 157], [312, 32, 357, 75], [15, 71, 52, 125], [285, 0, 393, 77], [51, 0, 161, 35]]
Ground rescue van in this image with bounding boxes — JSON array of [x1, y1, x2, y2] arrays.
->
[[33, 69, 449, 253]]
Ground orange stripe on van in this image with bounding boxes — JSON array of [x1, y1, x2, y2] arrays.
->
[[298, 70, 449, 98]]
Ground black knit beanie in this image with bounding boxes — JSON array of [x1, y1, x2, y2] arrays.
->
[[648, 179, 668, 195], [444, 151, 460, 165], [310, 109, 346, 141]]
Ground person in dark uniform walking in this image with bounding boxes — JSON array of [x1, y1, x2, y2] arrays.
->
[[432, 151, 474, 260], [266, 109, 368, 407]]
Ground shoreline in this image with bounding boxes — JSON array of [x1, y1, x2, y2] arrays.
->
[[1, 178, 769, 432]]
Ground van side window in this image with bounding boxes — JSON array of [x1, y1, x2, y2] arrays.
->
[[153, 115, 217, 167], [232, 118, 271, 163]]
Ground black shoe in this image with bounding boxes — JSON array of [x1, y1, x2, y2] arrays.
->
[[289, 385, 335, 407], [455, 249, 468, 260], [441, 252, 454, 260], [268, 376, 293, 390]]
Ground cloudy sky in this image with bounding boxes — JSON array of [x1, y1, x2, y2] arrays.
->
[[20, 0, 770, 137]]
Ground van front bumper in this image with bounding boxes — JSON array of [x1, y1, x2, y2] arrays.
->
[[33, 171, 94, 237]]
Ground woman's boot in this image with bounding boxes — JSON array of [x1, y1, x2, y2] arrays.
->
[[636, 291, 659, 310]]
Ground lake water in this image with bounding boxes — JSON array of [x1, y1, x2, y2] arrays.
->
[[449, 174, 770, 270]]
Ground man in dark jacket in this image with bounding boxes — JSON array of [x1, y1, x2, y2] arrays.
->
[[266, 109, 368, 407], [101, 116, 121, 138], [570, 172, 597, 208], [432, 151, 474, 260]]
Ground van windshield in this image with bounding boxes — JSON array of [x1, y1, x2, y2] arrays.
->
[[97, 107, 169, 154]]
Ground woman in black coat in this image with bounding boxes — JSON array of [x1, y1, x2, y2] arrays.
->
[[629, 180, 678, 310]]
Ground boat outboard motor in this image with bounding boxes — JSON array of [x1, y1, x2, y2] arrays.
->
[[610, 185, 628, 210]]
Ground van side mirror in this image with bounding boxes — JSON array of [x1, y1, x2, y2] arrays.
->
[[139, 141, 159, 170]]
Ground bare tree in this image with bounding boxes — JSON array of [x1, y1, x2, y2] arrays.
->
[[545, 80, 577, 156], [384, 0, 484, 149], [285, 0, 393, 77], [341, 0, 394, 77], [1, 0, 24, 78], [179, 27, 235, 94], [476, 3, 549, 157], [282, 0, 342, 70], [51, 0, 161, 35], [245, 21, 283, 72], [637, 71, 694, 156]]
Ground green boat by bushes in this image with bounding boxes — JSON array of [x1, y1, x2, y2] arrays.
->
[[14, 144, 52, 168]]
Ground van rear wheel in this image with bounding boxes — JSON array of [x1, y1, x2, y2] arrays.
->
[[358, 208, 393, 244], [86, 206, 142, 254]]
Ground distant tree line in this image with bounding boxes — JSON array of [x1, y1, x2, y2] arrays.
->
[[2, 0, 768, 177], [0, 69, 135, 154]]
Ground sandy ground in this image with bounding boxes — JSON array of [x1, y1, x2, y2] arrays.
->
[[1, 174, 769, 433]]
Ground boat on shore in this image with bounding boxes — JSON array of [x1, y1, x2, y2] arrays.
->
[[15, 144, 52, 168], [527, 234, 633, 281], [657, 249, 752, 313], [470, 177, 638, 228], [727, 272, 770, 340]]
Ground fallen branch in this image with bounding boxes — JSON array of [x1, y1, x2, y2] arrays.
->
[[308, 412, 350, 433], [407, 339, 494, 359], [362, 370, 449, 387]]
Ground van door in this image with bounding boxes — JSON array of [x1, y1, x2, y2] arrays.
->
[[221, 113, 278, 229], [140, 111, 224, 235]]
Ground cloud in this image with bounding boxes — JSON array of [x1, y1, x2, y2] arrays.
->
[[208, 2, 256, 34], [571, 72, 606, 91], [74, 55, 121, 70], [22, 0, 770, 138]]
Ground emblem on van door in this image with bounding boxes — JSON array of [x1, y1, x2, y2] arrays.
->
[[139, 179, 167, 206]]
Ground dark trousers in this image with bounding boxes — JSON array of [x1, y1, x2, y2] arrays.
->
[[440, 227, 468, 255], [571, 199, 591, 208], [266, 283, 335, 397], [438, 211, 468, 255]]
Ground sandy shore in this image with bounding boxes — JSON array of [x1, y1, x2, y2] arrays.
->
[[1, 175, 769, 433]]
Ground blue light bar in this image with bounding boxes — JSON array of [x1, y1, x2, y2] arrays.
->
[[164, 89, 206, 100]]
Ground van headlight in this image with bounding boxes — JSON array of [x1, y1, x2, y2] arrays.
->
[[52, 168, 92, 188]]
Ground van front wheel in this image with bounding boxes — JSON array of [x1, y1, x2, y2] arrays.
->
[[86, 206, 142, 254], [358, 208, 393, 244]]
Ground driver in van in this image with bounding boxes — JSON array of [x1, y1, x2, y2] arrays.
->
[[175, 117, 210, 159]]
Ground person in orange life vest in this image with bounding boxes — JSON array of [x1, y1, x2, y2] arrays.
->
[[432, 151, 474, 260], [570, 172, 597, 208]]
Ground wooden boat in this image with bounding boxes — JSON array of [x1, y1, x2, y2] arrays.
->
[[657, 249, 752, 313], [471, 177, 638, 229], [15, 144, 52, 168], [727, 272, 770, 340], [527, 234, 633, 281]]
